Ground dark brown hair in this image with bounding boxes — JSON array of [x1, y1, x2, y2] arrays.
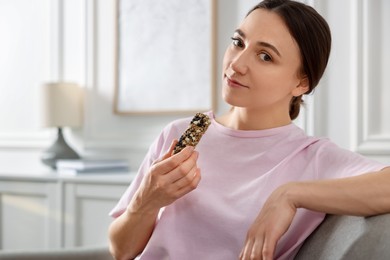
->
[[248, 0, 331, 120]]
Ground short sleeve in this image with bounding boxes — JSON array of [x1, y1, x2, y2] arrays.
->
[[314, 140, 387, 180], [108, 138, 160, 218]]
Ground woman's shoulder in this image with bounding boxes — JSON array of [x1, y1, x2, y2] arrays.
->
[[305, 136, 346, 153]]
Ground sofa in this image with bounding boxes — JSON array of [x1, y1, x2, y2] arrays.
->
[[0, 246, 113, 260], [294, 213, 390, 259], [0, 214, 389, 260]]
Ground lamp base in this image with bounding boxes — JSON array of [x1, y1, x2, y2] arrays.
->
[[41, 127, 80, 169]]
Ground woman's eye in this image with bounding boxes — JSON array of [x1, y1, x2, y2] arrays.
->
[[231, 37, 244, 48], [259, 53, 272, 62]]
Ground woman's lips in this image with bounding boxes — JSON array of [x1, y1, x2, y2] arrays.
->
[[225, 75, 249, 89]]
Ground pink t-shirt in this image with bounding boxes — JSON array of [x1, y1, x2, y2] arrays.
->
[[110, 111, 386, 259]]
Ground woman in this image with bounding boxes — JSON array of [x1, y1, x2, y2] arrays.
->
[[108, 0, 390, 259]]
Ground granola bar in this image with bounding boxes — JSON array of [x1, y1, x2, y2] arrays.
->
[[173, 113, 211, 154]]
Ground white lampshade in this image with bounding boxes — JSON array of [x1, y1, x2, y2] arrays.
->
[[41, 82, 83, 128]]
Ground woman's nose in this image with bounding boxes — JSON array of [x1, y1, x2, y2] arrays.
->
[[230, 52, 249, 75]]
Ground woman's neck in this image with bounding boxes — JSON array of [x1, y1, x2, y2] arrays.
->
[[216, 107, 292, 130]]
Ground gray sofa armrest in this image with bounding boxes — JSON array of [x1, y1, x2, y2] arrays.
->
[[0, 246, 113, 260], [295, 213, 390, 260]]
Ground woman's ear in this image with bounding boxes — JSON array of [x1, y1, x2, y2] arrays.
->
[[292, 76, 310, 96]]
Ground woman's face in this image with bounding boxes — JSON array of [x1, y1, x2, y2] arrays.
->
[[222, 8, 308, 116]]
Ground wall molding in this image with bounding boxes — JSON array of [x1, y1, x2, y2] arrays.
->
[[356, 0, 390, 155]]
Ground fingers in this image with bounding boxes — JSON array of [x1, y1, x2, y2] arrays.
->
[[239, 240, 254, 260], [147, 140, 200, 200], [163, 139, 178, 160], [239, 184, 298, 259], [152, 144, 196, 175], [165, 150, 199, 182], [239, 213, 280, 260], [158, 150, 200, 198], [261, 237, 276, 260], [239, 237, 275, 260], [239, 235, 263, 260], [152, 140, 178, 165], [173, 167, 201, 195]]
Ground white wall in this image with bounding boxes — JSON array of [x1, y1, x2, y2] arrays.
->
[[315, 0, 390, 163], [0, 0, 389, 174]]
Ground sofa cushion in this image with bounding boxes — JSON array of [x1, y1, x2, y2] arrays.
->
[[295, 213, 390, 260], [0, 246, 112, 260]]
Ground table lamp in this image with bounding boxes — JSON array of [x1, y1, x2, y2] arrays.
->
[[40, 82, 83, 169]]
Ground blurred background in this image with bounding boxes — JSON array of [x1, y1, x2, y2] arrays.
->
[[0, 0, 388, 252]]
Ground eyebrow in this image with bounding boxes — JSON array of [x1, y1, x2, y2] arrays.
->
[[234, 29, 282, 57]]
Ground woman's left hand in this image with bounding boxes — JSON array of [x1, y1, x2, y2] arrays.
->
[[239, 184, 297, 260]]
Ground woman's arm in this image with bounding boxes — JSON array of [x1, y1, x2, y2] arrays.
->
[[108, 204, 158, 260], [291, 166, 390, 215], [108, 143, 201, 260], [240, 167, 390, 260]]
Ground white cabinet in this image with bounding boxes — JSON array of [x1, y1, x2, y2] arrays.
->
[[0, 179, 60, 250], [0, 172, 132, 250], [63, 182, 127, 247]]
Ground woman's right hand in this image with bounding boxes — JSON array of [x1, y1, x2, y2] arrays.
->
[[128, 140, 201, 214], [109, 140, 199, 260]]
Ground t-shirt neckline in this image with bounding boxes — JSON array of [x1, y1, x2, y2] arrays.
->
[[208, 111, 297, 138]]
